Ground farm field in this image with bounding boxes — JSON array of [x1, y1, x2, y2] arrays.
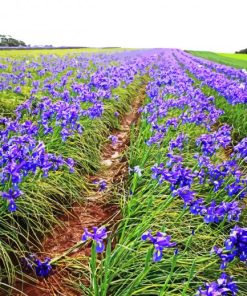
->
[[189, 51, 247, 69], [0, 48, 247, 296], [0, 47, 129, 57]]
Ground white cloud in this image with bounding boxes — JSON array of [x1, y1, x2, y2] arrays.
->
[[0, 0, 246, 52]]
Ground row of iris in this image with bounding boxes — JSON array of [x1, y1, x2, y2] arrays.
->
[[68, 49, 246, 295], [174, 50, 247, 105]]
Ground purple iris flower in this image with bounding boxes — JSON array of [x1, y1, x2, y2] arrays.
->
[[196, 125, 232, 156], [108, 135, 118, 145], [146, 132, 165, 146], [14, 86, 21, 93], [8, 200, 17, 212], [129, 165, 142, 177], [34, 258, 52, 278], [141, 230, 176, 262], [189, 198, 205, 215], [166, 153, 183, 167], [189, 198, 241, 224], [1, 189, 23, 212], [82, 226, 108, 253], [99, 180, 107, 191], [172, 186, 196, 205], [133, 165, 142, 176], [233, 137, 247, 162], [1, 189, 23, 200], [93, 179, 107, 191], [152, 163, 195, 190], [65, 158, 75, 173]]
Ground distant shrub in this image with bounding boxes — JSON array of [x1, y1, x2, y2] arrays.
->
[[235, 48, 247, 54]]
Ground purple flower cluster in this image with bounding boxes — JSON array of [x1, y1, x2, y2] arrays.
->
[[146, 131, 166, 146], [0, 135, 73, 211], [196, 273, 238, 296], [194, 155, 246, 198], [190, 199, 241, 224], [135, 49, 247, 294], [169, 133, 188, 151], [196, 125, 232, 156], [151, 163, 195, 190], [213, 225, 247, 269], [189, 54, 247, 84]]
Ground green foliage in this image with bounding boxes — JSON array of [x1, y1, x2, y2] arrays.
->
[[0, 35, 26, 47], [235, 48, 247, 54]]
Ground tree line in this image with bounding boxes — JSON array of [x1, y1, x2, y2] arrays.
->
[[0, 35, 26, 47], [235, 48, 247, 54]]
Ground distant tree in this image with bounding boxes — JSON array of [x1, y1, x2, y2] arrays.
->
[[235, 48, 247, 54], [0, 34, 26, 47]]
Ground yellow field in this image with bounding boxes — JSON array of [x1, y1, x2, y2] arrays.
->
[[0, 47, 128, 57]]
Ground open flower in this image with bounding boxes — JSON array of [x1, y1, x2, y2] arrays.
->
[[1, 189, 23, 212], [34, 258, 52, 278], [82, 226, 108, 253], [141, 230, 176, 262], [172, 186, 196, 205]]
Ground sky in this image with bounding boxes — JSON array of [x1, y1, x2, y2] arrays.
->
[[0, 0, 246, 52]]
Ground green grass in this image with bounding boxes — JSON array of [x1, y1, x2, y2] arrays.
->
[[219, 53, 247, 61], [188, 51, 247, 69]]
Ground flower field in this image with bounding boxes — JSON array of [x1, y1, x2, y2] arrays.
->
[[0, 48, 247, 295]]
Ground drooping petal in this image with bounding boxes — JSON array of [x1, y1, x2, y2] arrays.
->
[[153, 249, 162, 262], [96, 241, 105, 253]]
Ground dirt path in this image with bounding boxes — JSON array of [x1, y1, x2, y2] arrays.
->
[[14, 84, 147, 296]]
